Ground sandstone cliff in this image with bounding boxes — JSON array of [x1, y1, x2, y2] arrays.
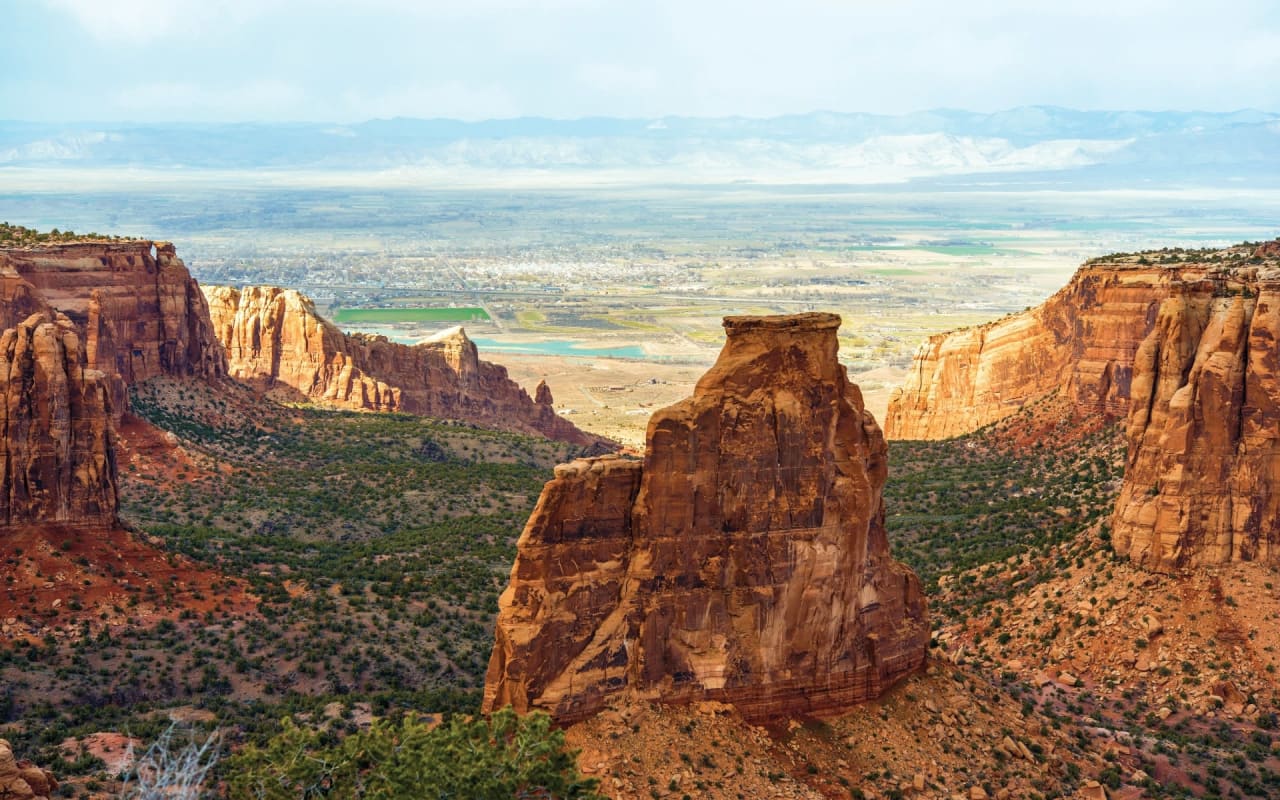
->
[[203, 285, 605, 447], [884, 265, 1192, 440], [0, 241, 226, 413], [0, 238, 229, 528], [885, 245, 1280, 440], [0, 312, 116, 526], [483, 312, 928, 723], [882, 239, 1280, 570], [1113, 260, 1280, 570]]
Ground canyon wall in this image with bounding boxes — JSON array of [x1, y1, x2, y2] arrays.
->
[[483, 312, 929, 723], [203, 285, 605, 447], [884, 263, 1199, 440], [1113, 263, 1280, 570], [0, 312, 116, 526], [882, 239, 1280, 571], [0, 241, 226, 412]]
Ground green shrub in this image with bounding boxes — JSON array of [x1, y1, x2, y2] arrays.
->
[[227, 707, 602, 799]]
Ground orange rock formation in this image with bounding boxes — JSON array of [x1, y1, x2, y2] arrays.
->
[[884, 239, 1280, 571], [884, 264, 1193, 440], [203, 285, 606, 446], [0, 239, 225, 524], [1113, 260, 1280, 569], [0, 241, 226, 413], [483, 312, 928, 723], [0, 740, 55, 800], [0, 313, 116, 525]]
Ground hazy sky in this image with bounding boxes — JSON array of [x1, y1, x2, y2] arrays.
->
[[3, 0, 1279, 122]]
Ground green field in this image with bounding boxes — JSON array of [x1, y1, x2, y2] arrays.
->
[[332, 306, 491, 323]]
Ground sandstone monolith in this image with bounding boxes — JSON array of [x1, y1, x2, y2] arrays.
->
[[484, 312, 928, 723]]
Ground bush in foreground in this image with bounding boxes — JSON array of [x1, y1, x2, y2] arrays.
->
[[226, 708, 602, 799]]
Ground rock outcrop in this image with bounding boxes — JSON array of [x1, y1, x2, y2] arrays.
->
[[881, 238, 1280, 571], [0, 313, 116, 526], [203, 285, 605, 447], [885, 244, 1280, 441], [0, 241, 226, 413], [0, 740, 56, 800], [1113, 265, 1280, 569], [885, 266, 1191, 440], [483, 312, 928, 723]]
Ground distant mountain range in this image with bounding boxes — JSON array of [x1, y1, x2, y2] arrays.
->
[[2, 107, 1278, 184]]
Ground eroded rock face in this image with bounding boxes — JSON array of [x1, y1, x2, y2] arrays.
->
[[0, 313, 116, 526], [0, 739, 56, 800], [885, 265, 1189, 440], [484, 312, 928, 723], [0, 241, 227, 413], [1113, 269, 1280, 570], [203, 285, 606, 446]]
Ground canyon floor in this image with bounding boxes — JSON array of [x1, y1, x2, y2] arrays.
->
[[4, 372, 1273, 800], [498, 352, 902, 449]]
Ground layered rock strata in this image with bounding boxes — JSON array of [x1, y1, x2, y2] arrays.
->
[[1113, 262, 1280, 570], [885, 266, 1193, 440], [0, 313, 117, 525], [203, 285, 604, 446], [483, 312, 929, 723], [886, 245, 1280, 441], [0, 241, 226, 413]]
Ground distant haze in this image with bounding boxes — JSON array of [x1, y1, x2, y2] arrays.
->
[[3, 109, 1279, 187], [3, 1, 1278, 122]]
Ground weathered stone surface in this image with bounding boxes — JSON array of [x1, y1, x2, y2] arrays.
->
[[885, 264, 1187, 440], [535, 379, 554, 406], [882, 238, 1280, 571], [0, 241, 227, 414], [1112, 269, 1280, 570], [0, 738, 56, 800], [484, 312, 928, 723], [203, 285, 606, 446], [0, 313, 116, 526]]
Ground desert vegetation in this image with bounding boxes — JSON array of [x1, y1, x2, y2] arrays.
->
[[0, 222, 133, 245], [0, 376, 589, 786]]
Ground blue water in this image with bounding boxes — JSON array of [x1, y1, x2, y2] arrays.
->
[[471, 337, 646, 359]]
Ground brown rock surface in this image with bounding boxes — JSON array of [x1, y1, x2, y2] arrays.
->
[[0, 241, 226, 413], [1112, 267, 1280, 569], [203, 285, 605, 446], [0, 740, 55, 800], [885, 263, 1195, 440], [484, 312, 928, 723], [0, 312, 116, 526]]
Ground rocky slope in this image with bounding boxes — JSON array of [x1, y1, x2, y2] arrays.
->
[[0, 312, 116, 526], [930, 524, 1280, 799], [884, 246, 1280, 441], [0, 236, 251, 639], [203, 285, 606, 447], [484, 312, 928, 723], [1112, 258, 1280, 570]]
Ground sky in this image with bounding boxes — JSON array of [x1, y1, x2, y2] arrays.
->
[[2, 0, 1279, 123]]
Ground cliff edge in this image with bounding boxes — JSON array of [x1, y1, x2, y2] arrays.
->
[[0, 240, 226, 414], [1113, 256, 1280, 569]]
